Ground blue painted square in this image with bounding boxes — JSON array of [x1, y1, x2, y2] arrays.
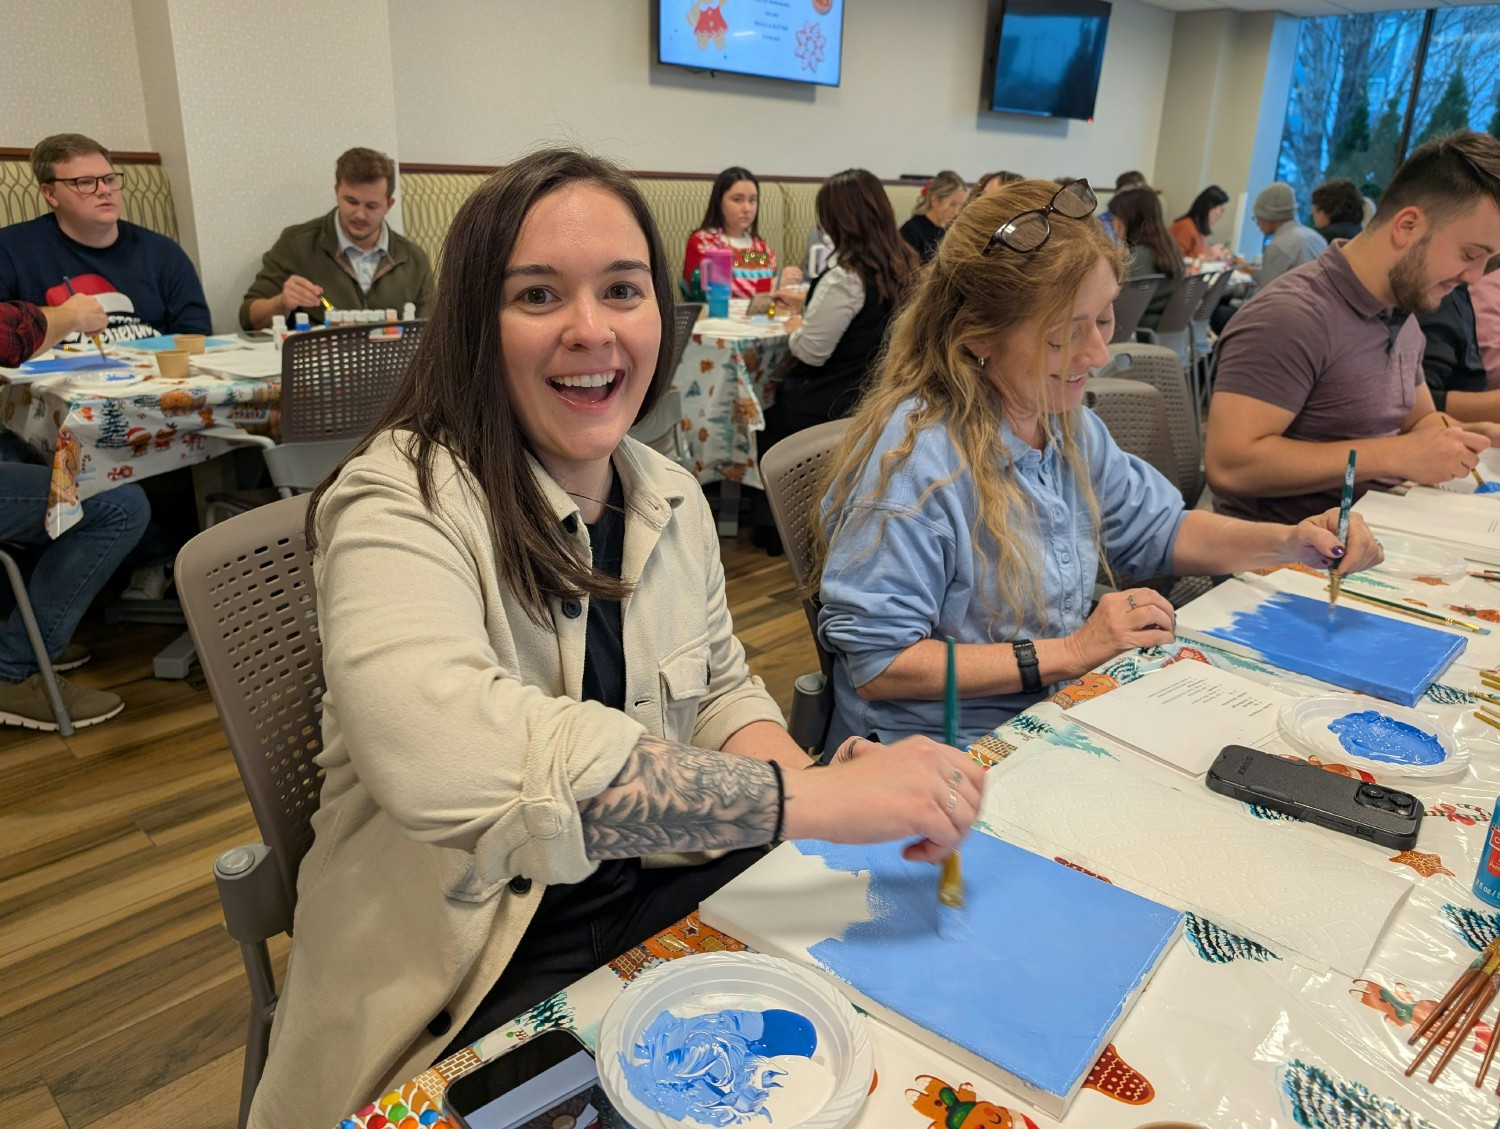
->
[[800, 837, 1182, 1100]]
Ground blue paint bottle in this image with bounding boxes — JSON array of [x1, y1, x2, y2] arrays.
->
[[1474, 800, 1500, 908]]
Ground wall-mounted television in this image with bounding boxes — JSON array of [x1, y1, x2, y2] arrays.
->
[[656, 0, 844, 88], [990, 0, 1112, 121]]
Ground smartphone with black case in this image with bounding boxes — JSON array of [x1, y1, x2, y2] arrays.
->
[[1205, 744, 1422, 851], [443, 1027, 621, 1129]]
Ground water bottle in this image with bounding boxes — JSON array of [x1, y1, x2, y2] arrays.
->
[[708, 283, 731, 319]]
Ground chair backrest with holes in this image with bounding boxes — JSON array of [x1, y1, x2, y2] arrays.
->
[[176, 494, 324, 910]]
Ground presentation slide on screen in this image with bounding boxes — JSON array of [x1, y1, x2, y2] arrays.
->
[[659, 0, 843, 86]]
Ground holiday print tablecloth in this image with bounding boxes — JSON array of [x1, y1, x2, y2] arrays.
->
[[338, 562, 1500, 1129], [669, 317, 789, 490], [0, 355, 278, 538]]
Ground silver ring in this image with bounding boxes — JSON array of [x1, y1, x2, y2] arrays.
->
[[1127, 594, 1138, 611], [948, 769, 964, 789], [945, 789, 958, 812]]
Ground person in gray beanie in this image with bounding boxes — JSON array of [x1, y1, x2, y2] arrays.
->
[[1251, 181, 1327, 287]]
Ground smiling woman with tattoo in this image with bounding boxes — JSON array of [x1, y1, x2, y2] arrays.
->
[[245, 149, 983, 1129]]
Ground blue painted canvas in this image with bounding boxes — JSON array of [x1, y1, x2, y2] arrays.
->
[[17, 354, 129, 374], [1181, 589, 1465, 707], [112, 334, 239, 351], [793, 837, 1180, 1105]]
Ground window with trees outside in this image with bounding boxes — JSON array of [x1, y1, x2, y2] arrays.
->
[[1276, 6, 1500, 221]]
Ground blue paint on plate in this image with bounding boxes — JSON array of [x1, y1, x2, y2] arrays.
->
[[1327, 710, 1445, 765], [621, 1007, 816, 1125]]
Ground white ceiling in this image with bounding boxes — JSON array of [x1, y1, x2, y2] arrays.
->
[[1141, 0, 1498, 15]]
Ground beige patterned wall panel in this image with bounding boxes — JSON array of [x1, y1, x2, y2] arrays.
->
[[778, 184, 821, 271], [0, 159, 178, 241], [633, 178, 716, 284], [0, 0, 150, 149], [401, 171, 490, 271], [885, 184, 924, 223]]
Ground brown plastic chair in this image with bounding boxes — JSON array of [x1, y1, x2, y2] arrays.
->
[[1107, 342, 1204, 507], [175, 493, 324, 1129], [1085, 378, 1180, 488], [1085, 377, 1211, 606], [1110, 275, 1163, 343], [203, 320, 426, 520], [760, 418, 850, 753], [1136, 272, 1210, 369], [628, 303, 703, 462]]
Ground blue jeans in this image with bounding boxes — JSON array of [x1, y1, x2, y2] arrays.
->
[[0, 451, 149, 682]]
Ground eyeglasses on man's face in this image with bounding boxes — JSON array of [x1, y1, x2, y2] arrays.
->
[[47, 171, 125, 196], [984, 179, 1098, 255]]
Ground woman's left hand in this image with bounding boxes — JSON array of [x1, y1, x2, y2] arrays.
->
[[1291, 510, 1384, 575]]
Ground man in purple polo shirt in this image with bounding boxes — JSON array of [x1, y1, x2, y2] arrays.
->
[[1206, 131, 1500, 524]]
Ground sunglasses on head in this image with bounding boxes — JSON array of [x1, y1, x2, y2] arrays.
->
[[983, 179, 1098, 255]]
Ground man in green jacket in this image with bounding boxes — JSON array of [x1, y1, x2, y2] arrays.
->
[[240, 147, 433, 329]]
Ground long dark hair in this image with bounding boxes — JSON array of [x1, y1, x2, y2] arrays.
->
[[307, 148, 676, 622], [816, 169, 919, 307], [697, 166, 761, 238], [1112, 187, 1184, 278], [1179, 185, 1229, 236]]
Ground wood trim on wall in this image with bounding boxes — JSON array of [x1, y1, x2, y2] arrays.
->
[[398, 160, 927, 187], [0, 147, 162, 164], [398, 162, 500, 175]]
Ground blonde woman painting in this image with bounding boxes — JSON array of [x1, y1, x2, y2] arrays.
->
[[814, 178, 1385, 750]]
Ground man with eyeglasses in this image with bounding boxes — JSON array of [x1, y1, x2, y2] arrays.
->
[[1206, 131, 1500, 525], [0, 133, 210, 345]]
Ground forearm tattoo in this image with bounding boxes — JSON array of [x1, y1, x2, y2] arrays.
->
[[580, 735, 779, 860]]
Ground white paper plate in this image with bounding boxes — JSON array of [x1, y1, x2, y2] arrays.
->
[[597, 951, 872, 1129], [1368, 531, 1466, 582], [1277, 695, 1468, 778]]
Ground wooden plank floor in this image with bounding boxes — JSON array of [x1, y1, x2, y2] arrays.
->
[[0, 535, 816, 1128]]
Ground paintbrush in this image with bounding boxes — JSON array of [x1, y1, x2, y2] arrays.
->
[[937, 636, 967, 942], [1328, 449, 1357, 624], [1326, 586, 1491, 634], [62, 275, 107, 361], [1474, 710, 1500, 732]]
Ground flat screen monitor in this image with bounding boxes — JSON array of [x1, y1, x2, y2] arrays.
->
[[990, 0, 1111, 121], [657, 0, 844, 88]]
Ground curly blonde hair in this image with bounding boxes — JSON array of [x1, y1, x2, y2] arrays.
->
[[813, 179, 1123, 632]]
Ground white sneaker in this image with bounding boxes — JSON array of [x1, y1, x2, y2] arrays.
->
[[121, 564, 169, 601]]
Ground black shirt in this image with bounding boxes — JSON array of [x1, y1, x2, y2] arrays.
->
[[517, 472, 636, 939], [899, 214, 945, 263], [1418, 283, 1487, 412], [580, 473, 627, 710]]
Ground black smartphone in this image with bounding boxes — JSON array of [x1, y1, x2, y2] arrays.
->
[[1205, 744, 1422, 851], [443, 1028, 621, 1129]]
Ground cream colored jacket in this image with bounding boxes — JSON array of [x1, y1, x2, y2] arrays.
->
[[248, 431, 783, 1128]]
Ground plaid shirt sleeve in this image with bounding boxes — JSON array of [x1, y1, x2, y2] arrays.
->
[[0, 301, 46, 368]]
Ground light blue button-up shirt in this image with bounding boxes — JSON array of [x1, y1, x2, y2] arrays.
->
[[337, 220, 389, 295], [817, 397, 1188, 749]]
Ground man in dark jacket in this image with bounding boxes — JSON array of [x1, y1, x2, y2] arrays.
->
[[240, 147, 433, 329]]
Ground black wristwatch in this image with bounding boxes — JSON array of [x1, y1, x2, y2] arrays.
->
[[1013, 639, 1042, 694]]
